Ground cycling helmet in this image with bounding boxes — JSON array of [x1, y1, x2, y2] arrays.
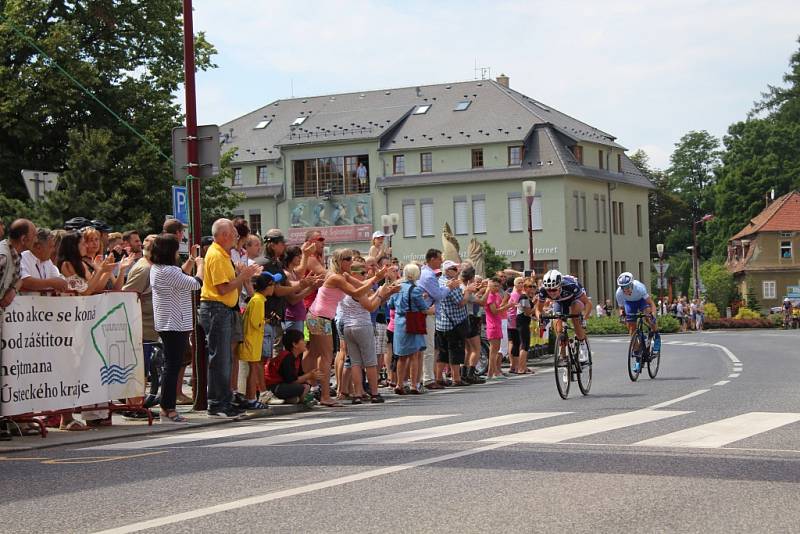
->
[[90, 219, 113, 233], [542, 269, 563, 290], [64, 217, 92, 231], [617, 272, 634, 288]]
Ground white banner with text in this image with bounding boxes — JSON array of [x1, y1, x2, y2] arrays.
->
[[1, 293, 145, 416]]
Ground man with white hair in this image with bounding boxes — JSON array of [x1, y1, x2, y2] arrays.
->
[[19, 228, 68, 295], [197, 218, 262, 418]]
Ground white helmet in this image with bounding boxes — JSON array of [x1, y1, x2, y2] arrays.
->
[[617, 272, 634, 288], [542, 270, 563, 289]]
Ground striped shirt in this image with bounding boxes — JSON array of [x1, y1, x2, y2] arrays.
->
[[150, 264, 201, 332]]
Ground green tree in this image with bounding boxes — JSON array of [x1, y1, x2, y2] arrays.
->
[[666, 130, 722, 225], [0, 1, 222, 234], [482, 241, 509, 277], [744, 279, 762, 312], [699, 261, 736, 310]]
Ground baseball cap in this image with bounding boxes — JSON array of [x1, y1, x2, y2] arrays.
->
[[442, 260, 459, 271], [264, 229, 285, 243], [372, 230, 388, 239]]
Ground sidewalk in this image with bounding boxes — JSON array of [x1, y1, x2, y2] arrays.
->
[[0, 403, 305, 454]]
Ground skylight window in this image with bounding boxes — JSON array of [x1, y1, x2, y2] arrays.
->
[[453, 100, 471, 111], [292, 116, 307, 126], [413, 105, 431, 115], [254, 120, 271, 129]]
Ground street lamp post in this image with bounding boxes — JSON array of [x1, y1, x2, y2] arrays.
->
[[692, 214, 714, 298], [522, 180, 537, 272], [389, 212, 399, 248], [656, 243, 665, 315]]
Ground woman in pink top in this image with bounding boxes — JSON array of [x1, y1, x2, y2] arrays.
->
[[307, 249, 386, 406], [485, 277, 512, 379]]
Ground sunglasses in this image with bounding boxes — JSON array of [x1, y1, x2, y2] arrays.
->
[[341, 256, 353, 262], [546, 287, 560, 293], [351, 267, 365, 274], [524, 285, 533, 289], [315, 237, 325, 242]]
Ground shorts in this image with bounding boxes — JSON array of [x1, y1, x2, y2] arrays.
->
[[468, 315, 481, 338], [344, 324, 377, 367], [552, 297, 579, 315], [435, 329, 465, 366], [517, 316, 531, 353], [283, 320, 304, 333], [623, 298, 651, 322], [307, 314, 333, 336], [374, 323, 387, 355], [231, 311, 244, 344], [507, 328, 521, 357], [262, 323, 282, 361], [270, 382, 306, 400]]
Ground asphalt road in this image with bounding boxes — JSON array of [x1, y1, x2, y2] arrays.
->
[[2, 330, 800, 533]]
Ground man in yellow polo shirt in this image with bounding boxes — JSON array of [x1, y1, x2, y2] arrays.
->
[[198, 218, 262, 418]]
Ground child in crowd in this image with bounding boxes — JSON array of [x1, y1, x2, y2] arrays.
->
[[241, 272, 282, 409], [484, 277, 512, 380], [264, 329, 322, 407]]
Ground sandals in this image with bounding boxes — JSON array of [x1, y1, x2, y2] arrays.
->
[[351, 397, 363, 405], [320, 400, 344, 407], [394, 387, 406, 395], [369, 394, 385, 403], [160, 412, 188, 423], [59, 420, 90, 431]]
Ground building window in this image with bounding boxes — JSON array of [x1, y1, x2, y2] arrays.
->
[[471, 148, 484, 169], [763, 280, 776, 299], [508, 195, 523, 232], [573, 192, 580, 230], [508, 146, 522, 166], [602, 260, 608, 301], [618, 202, 625, 235], [292, 116, 307, 126], [601, 194, 607, 233], [472, 197, 486, 234], [393, 155, 405, 175], [249, 210, 262, 236], [636, 204, 642, 237], [292, 155, 369, 197], [598, 150, 605, 170], [232, 168, 242, 186], [256, 166, 268, 184], [596, 260, 604, 302], [612, 201, 618, 234], [254, 120, 270, 129], [420, 200, 434, 237], [594, 194, 601, 232], [420, 152, 433, 173], [403, 201, 417, 238], [413, 105, 431, 115], [569, 259, 581, 279], [638, 262, 644, 281], [580, 192, 587, 231], [454, 100, 471, 111], [780, 240, 792, 258], [573, 145, 583, 164], [617, 153, 623, 173], [453, 198, 468, 235]]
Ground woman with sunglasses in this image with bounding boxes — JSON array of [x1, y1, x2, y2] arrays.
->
[[307, 249, 387, 406], [534, 270, 592, 362]]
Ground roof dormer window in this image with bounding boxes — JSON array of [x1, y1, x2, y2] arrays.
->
[[254, 120, 270, 129], [292, 116, 307, 126], [453, 100, 471, 111], [413, 105, 431, 115]]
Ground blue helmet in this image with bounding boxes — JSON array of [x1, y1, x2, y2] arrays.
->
[[617, 272, 634, 288]]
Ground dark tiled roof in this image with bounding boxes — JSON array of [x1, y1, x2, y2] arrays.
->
[[731, 191, 800, 240]]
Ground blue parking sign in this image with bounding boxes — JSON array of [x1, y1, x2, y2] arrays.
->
[[172, 186, 188, 224]]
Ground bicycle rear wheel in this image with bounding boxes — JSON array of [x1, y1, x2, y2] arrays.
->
[[554, 340, 570, 399], [577, 339, 592, 395], [627, 334, 642, 382], [647, 344, 661, 379]]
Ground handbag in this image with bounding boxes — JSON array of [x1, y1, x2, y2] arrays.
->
[[404, 284, 427, 335]]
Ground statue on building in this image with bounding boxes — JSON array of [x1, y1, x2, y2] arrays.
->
[[468, 238, 485, 278], [441, 222, 461, 263]]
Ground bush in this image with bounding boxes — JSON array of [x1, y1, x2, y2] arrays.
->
[[735, 307, 761, 319], [767, 313, 784, 328], [657, 314, 680, 333], [703, 318, 774, 329], [586, 315, 627, 335], [704, 302, 721, 320], [700, 262, 736, 311]]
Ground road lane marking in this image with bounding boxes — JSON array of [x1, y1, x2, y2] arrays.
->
[[342, 413, 569, 445], [42, 451, 167, 464], [482, 410, 690, 444], [204, 415, 454, 448], [704, 342, 740, 364], [81, 417, 349, 451], [713, 380, 730, 386], [648, 389, 709, 409], [635, 412, 800, 448], [92, 442, 512, 534], [729, 373, 740, 378]]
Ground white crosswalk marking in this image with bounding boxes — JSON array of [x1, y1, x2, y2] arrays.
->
[[81, 417, 350, 451], [635, 412, 800, 448], [483, 409, 690, 444], [341, 413, 569, 445], [205, 415, 454, 448]]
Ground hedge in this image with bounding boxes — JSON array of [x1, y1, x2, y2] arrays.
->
[[586, 314, 680, 335], [703, 318, 774, 329]]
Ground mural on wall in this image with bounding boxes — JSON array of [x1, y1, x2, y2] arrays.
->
[[288, 194, 373, 243]]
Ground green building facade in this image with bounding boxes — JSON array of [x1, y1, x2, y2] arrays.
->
[[221, 77, 652, 305]]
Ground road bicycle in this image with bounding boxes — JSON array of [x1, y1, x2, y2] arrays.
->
[[542, 313, 592, 399], [627, 312, 661, 381]]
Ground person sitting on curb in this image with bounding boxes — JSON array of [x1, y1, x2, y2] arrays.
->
[[264, 329, 323, 407]]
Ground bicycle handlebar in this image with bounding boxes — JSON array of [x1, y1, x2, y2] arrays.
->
[[541, 313, 584, 320]]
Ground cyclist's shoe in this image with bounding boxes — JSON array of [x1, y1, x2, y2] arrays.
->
[[632, 359, 641, 373], [577, 340, 589, 363], [653, 334, 661, 353]]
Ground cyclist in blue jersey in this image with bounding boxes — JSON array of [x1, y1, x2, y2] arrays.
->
[[615, 272, 661, 352], [534, 270, 592, 360]]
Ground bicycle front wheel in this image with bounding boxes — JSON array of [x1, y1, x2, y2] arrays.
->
[[577, 339, 592, 395], [647, 344, 661, 379], [554, 341, 570, 399], [627, 334, 642, 382]]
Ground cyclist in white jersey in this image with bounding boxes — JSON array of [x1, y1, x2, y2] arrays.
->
[[615, 272, 661, 352]]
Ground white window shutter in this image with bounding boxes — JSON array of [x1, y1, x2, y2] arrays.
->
[[454, 200, 468, 235], [421, 202, 434, 237], [403, 203, 417, 238], [508, 197, 522, 232], [531, 196, 543, 230], [473, 199, 486, 234]]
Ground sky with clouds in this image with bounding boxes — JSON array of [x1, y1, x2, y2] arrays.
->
[[186, 0, 800, 169]]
